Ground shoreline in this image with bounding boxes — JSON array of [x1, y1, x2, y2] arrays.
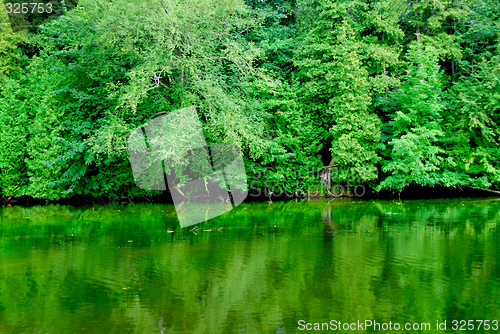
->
[[3, 185, 497, 208]]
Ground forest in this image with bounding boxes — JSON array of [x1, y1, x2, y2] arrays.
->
[[0, 0, 499, 202]]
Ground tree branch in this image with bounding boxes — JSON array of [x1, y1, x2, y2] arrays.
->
[[158, 0, 168, 15], [196, 56, 246, 75], [171, 182, 188, 199], [466, 186, 500, 195]]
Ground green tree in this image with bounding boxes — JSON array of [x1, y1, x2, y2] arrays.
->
[[0, 79, 27, 196], [294, 0, 382, 183], [12, 0, 279, 200], [443, 51, 500, 192], [378, 43, 452, 191], [377, 44, 448, 192]]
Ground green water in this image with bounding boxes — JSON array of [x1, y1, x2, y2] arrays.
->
[[1, 198, 500, 333]]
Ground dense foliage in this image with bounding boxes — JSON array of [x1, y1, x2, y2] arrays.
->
[[0, 0, 499, 201]]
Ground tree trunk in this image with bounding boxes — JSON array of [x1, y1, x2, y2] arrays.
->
[[451, 60, 455, 82]]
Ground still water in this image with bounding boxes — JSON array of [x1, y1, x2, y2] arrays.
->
[[1, 198, 500, 333]]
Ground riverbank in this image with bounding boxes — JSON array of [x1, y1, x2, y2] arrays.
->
[[2, 184, 496, 207]]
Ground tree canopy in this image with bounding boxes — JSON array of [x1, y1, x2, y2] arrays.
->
[[0, 0, 499, 201]]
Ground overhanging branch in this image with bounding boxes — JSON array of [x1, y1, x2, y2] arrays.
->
[[158, 0, 168, 15], [466, 186, 500, 195]]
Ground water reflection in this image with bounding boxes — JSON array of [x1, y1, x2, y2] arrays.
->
[[321, 203, 335, 239], [0, 198, 500, 333]]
